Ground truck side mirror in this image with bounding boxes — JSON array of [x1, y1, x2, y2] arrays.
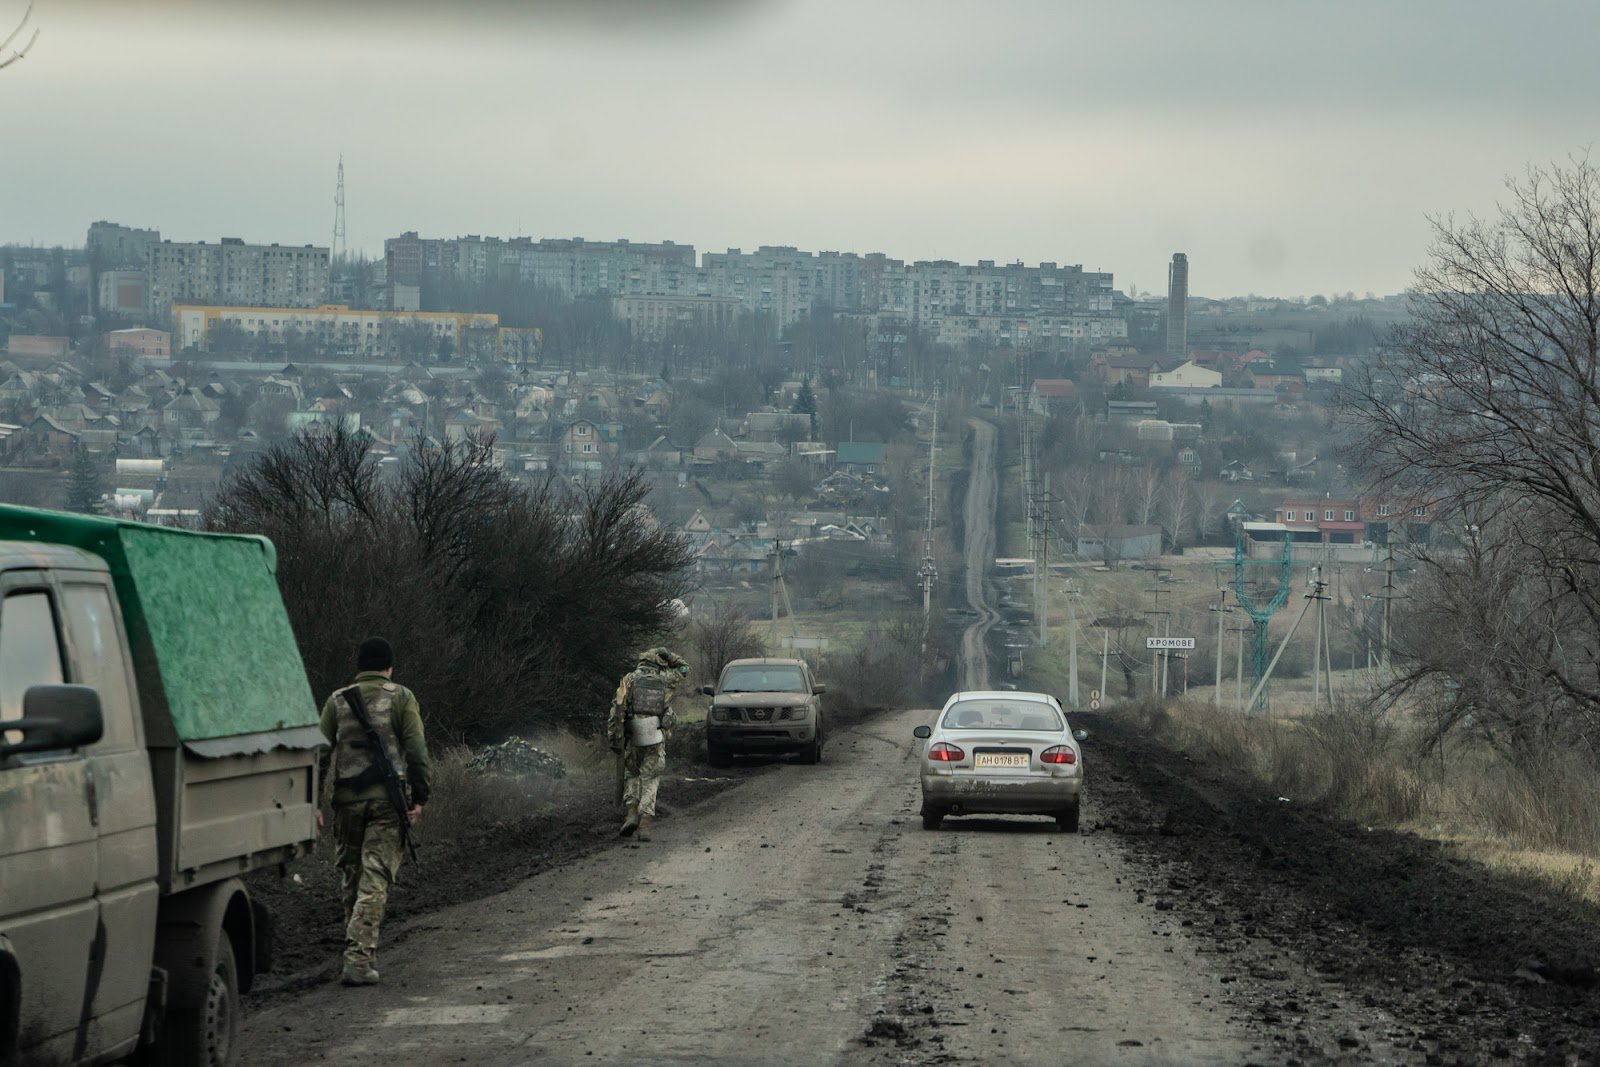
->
[[1, 685, 105, 758], [812, 683, 827, 695], [699, 684, 716, 696], [913, 724, 932, 739]]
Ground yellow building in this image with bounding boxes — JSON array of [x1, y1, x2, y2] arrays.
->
[[173, 303, 536, 362]]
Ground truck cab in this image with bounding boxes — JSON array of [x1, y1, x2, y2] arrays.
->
[[0, 544, 159, 1065], [0, 507, 321, 1067]]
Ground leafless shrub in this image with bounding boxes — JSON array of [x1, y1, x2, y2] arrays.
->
[[684, 604, 766, 683], [208, 426, 694, 742]]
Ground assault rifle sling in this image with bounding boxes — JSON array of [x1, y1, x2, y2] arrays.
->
[[341, 684, 419, 862]]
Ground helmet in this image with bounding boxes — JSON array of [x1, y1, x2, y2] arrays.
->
[[638, 647, 673, 670]]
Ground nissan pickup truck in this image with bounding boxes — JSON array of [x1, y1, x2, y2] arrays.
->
[[0, 504, 320, 1067], [700, 656, 826, 766]]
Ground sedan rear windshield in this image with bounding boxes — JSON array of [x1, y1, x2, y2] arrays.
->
[[720, 666, 807, 693], [941, 700, 1063, 732]]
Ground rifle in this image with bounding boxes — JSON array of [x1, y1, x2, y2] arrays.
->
[[341, 684, 419, 862]]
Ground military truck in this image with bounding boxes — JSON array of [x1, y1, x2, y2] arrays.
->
[[0, 505, 320, 1067]]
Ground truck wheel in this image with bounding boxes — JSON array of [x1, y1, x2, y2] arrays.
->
[[707, 744, 733, 768], [160, 936, 239, 1067], [1056, 801, 1081, 834], [798, 737, 821, 765]]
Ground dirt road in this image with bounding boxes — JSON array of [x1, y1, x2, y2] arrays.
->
[[958, 417, 1000, 691], [241, 709, 1265, 1066]]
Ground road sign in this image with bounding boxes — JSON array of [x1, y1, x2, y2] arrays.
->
[[1090, 689, 1101, 701], [781, 637, 830, 650], [1145, 636, 1196, 650], [1089, 698, 1101, 710]]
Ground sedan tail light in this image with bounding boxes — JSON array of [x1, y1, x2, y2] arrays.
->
[[928, 742, 965, 762], [1040, 746, 1077, 765]]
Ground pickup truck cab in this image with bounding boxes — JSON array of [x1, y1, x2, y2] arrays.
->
[[0, 507, 320, 1067]]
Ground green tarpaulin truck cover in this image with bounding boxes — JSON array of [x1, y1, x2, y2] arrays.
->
[[0, 504, 317, 743]]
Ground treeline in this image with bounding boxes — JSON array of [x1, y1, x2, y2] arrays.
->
[[207, 426, 694, 741]]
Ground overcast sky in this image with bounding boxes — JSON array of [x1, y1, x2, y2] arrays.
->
[[7, 0, 1599, 298]]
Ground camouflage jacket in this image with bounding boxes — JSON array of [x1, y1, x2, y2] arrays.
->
[[320, 671, 433, 807], [605, 663, 684, 748]]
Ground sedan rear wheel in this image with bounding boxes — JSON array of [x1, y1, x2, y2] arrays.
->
[[1056, 800, 1080, 834], [921, 804, 946, 831]]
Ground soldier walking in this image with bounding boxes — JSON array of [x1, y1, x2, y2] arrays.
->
[[318, 637, 432, 986], [607, 646, 688, 842]]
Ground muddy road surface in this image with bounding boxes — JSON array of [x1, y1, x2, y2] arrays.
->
[[958, 417, 1000, 691], [241, 709, 1262, 1066], [240, 705, 1600, 1066]]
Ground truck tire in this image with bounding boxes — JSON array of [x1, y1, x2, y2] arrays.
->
[[707, 743, 733, 768], [797, 736, 821, 765], [156, 934, 240, 1067]]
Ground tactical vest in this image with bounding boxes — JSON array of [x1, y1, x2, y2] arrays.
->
[[628, 669, 669, 719], [334, 682, 406, 787]]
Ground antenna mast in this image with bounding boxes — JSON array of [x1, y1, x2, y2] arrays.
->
[[331, 155, 347, 265]]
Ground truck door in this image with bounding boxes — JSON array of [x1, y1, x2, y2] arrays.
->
[[0, 577, 100, 1065], [60, 576, 159, 1055]]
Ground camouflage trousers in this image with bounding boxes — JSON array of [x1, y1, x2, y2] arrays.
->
[[621, 742, 666, 817], [333, 799, 405, 967]]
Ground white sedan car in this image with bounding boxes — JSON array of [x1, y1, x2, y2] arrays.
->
[[913, 690, 1087, 832]]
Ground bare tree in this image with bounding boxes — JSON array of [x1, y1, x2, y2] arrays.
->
[[1132, 464, 1162, 526], [0, 2, 38, 72], [1347, 153, 1600, 756], [1159, 472, 1193, 551]]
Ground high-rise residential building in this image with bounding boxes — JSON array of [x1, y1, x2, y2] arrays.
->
[[87, 221, 161, 268], [147, 238, 328, 317], [381, 230, 1125, 345], [1166, 253, 1189, 358]]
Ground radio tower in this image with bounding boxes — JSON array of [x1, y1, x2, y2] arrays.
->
[[331, 155, 347, 265]]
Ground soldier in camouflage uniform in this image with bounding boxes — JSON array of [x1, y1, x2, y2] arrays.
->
[[317, 637, 432, 986], [606, 646, 688, 842]]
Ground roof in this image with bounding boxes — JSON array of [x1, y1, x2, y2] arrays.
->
[[0, 504, 317, 744], [1031, 379, 1076, 397], [837, 441, 887, 464]]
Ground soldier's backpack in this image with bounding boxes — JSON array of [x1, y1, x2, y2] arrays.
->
[[629, 669, 668, 719]]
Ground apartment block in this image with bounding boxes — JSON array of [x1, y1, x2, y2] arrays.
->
[[148, 238, 329, 317]]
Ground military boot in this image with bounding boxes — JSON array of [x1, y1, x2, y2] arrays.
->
[[619, 803, 640, 837], [636, 814, 654, 842], [341, 962, 380, 986]]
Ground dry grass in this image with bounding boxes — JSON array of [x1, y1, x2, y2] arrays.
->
[[422, 731, 612, 846], [1122, 697, 1600, 906]]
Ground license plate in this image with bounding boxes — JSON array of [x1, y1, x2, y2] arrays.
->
[[974, 752, 1029, 768]]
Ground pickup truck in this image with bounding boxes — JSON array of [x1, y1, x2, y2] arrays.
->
[[0, 504, 321, 1067], [700, 657, 826, 766]]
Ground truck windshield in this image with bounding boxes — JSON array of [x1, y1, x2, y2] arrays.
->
[[720, 666, 807, 693]]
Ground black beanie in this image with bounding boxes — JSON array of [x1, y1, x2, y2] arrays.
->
[[356, 636, 394, 672]]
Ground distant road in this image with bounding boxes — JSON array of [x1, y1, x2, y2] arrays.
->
[[959, 418, 1000, 690]]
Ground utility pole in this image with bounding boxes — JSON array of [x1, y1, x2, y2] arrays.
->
[[770, 539, 781, 648], [1038, 482, 1051, 647], [1144, 586, 1169, 699], [1244, 571, 1326, 712], [1100, 629, 1109, 705], [919, 385, 939, 655], [1310, 566, 1333, 710], [1229, 623, 1252, 713], [1211, 586, 1230, 712], [1065, 577, 1080, 706]]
